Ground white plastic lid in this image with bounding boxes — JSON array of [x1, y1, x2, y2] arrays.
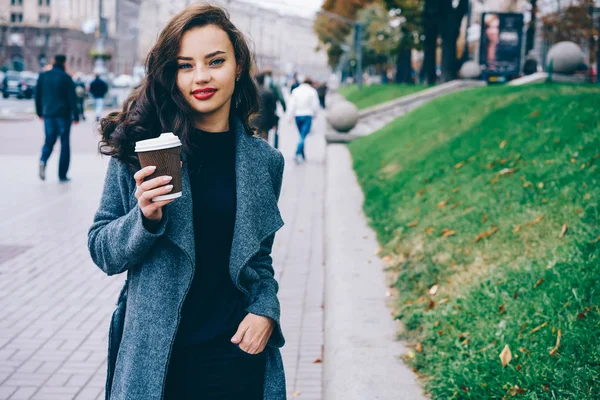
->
[[135, 132, 182, 152]]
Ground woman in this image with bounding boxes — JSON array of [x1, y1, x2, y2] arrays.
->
[[87, 4, 286, 400]]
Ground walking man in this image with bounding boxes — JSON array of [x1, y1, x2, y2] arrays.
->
[[89, 74, 109, 121], [35, 54, 79, 182], [287, 77, 320, 164]]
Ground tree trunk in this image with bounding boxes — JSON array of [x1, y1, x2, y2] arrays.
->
[[439, 0, 468, 82], [422, 0, 439, 84], [525, 0, 537, 54], [395, 48, 413, 84]]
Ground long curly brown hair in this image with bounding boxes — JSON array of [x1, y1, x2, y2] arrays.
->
[[98, 3, 259, 170]]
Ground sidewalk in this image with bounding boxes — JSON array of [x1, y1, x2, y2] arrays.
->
[[0, 115, 325, 399]]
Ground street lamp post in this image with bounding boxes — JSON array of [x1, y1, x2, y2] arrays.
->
[[94, 0, 108, 75]]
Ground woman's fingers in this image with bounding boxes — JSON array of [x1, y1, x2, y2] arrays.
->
[[133, 165, 156, 186], [141, 185, 173, 203], [139, 175, 172, 192]]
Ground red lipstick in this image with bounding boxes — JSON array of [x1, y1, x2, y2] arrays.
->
[[192, 88, 217, 100]]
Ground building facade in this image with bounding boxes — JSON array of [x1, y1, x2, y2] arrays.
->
[[0, 0, 139, 74], [138, 0, 330, 80]]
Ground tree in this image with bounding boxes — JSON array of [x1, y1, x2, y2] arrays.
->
[[541, 0, 598, 65], [314, 0, 376, 68], [384, 0, 422, 83], [438, 0, 468, 82]]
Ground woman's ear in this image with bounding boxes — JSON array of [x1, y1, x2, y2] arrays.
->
[[236, 65, 243, 82]]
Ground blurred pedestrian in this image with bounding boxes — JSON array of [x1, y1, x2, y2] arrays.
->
[[290, 73, 300, 93], [35, 54, 79, 182], [88, 4, 286, 400], [255, 73, 278, 143], [262, 68, 286, 112], [316, 81, 327, 109], [74, 75, 87, 121], [287, 76, 320, 164], [89, 73, 108, 121]]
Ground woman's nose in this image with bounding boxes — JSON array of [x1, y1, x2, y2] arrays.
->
[[194, 65, 211, 83]]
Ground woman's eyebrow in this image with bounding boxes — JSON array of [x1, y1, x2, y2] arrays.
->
[[176, 51, 226, 61], [204, 50, 226, 59]]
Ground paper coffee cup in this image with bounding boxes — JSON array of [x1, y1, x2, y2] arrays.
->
[[135, 133, 182, 202]]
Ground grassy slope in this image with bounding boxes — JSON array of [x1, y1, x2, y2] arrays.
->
[[338, 84, 427, 110], [348, 84, 600, 399]]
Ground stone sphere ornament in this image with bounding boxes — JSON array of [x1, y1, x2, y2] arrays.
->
[[459, 61, 481, 79], [327, 100, 359, 133], [546, 42, 585, 74], [325, 92, 347, 109]]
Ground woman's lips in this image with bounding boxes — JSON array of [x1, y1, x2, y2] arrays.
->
[[192, 89, 217, 101]]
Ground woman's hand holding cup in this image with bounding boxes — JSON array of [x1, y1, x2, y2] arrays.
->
[[134, 166, 176, 222]]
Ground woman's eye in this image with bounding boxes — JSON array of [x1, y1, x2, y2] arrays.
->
[[178, 64, 193, 70], [210, 58, 225, 66]]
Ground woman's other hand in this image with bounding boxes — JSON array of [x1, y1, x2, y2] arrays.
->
[[230, 313, 274, 354]]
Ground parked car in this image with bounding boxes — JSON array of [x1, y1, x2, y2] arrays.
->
[[2, 71, 21, 99], [1, 71, 37, 99], [19, 71, 38, 99]]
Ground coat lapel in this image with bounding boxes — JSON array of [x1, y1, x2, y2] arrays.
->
[[163, 117, 283, 287]]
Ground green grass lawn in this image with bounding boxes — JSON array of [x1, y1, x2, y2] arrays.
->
[[338, 84, 428, 110], [348, 84, 600, 399]]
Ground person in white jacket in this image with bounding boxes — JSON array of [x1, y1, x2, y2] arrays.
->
[[287, 77, 320, 163]]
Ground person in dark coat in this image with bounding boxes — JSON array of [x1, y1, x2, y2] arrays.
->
[[74, 76, 87, 121], [89, 74, 109, 121], [88, 4, 287, 399], [255, 73, 279, 142], [35, 54, 79, 182]]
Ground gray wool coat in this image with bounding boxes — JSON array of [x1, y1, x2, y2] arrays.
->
[[87, 117, 287, 400]]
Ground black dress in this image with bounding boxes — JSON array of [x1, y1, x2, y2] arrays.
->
[[164, 128, 266, 400]]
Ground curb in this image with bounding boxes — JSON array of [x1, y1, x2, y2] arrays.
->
[[324, 144, 427, 400]]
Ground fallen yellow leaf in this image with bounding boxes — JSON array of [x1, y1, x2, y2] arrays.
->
[[454, 162, 464, 169], [499, 140, 507, 149], [442, 230, 456, 238], [437, 200, 448, 209], [529, 321, 549, 334], [559, 224, 568, 238], [534, 278, 545, 288], [584, 193, 591, 200], [529, 110, 540, 118], [475, 227, 499, 243], [532, 215, 544, 225], [500, 345, 512, 367], [513, 225, 521, 233], [425, 227, 435, 234], [416, 342, 423, 353], [549, 329, 562, 356], [407, 219, 419, 227], [482, 215, 489, 223]]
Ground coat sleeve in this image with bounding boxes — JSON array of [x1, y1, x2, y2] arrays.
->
[[87, 157, 169, 276], [245, 151, 285, 348], [35, 73, 43, 118]]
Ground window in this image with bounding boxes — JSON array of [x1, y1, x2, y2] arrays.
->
[[46, 0, 50, 5], [10, 13, 23, 23], [12, 0, 23, 5], [39, 14, 50, 24]]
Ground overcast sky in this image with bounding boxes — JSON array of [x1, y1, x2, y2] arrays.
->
[[246, 0, 323, 18]]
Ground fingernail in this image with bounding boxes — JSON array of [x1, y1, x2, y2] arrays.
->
[[231, 336, 238, 342], [149, 166, 156, 170], [165, 185, 173, 190], [163, 176, 172, 182]]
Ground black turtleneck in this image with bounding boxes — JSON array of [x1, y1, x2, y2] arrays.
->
[[175, 128, 247, 345]]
